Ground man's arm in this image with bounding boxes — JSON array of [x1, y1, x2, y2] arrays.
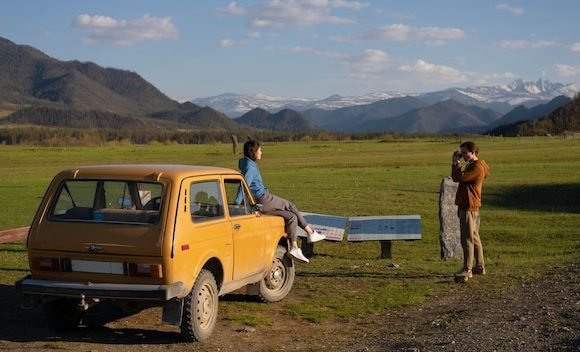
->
[[451, 162, 462, 182], [452, 163, 484, 183]]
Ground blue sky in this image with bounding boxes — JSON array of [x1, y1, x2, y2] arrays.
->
[[1, 1, 579, 100]]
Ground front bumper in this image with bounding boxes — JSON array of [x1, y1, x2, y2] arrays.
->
[[16, 275, 185, 301]]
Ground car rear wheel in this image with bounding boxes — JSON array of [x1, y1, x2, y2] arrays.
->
[[258, 245, 295, 303], [180, 269, 218, 342]]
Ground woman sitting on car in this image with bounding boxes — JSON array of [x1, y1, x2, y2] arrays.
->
[[237, 139, 325, 263]]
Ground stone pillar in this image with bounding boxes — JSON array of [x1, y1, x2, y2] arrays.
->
[[231, 134, 239, 155], [439, 176, 462, 260]]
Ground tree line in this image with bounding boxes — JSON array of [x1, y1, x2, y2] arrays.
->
[[0, 127, 408, 146]]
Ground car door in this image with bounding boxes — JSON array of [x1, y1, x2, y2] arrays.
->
[[172, 177, 233, 285], [223, 177, 267, 280]]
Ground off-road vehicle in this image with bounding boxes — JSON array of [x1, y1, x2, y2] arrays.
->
[[17, 164, 295, 341]]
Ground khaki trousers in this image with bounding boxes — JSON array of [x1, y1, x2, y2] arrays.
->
[[458, 209, 485, 270]]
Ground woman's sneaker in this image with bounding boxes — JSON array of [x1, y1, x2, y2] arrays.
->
[[307, 231, 326, 243], [288, 247, 309, 263]]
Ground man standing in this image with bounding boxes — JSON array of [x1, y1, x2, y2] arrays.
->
[[451, 141, 491, 283]]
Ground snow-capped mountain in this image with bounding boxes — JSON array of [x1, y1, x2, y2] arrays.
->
[[192, 92, 410, 117], [453, 79, 579, 106], [192, 79, 579, 117], [192, 93, 314, 118]]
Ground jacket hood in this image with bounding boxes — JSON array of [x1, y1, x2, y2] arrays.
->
[[475, 159, 491, 178], [239, 156, 254, 170]]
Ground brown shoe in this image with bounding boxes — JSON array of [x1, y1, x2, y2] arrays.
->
[[454, 268, 473, 277], [454, 269, 472, 283], [473, 267, 486, 275]]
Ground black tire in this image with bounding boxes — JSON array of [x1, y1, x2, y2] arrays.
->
[[258, 245, 295, 303], [180, 269, 219, 342], [44, 298, 85, 331]]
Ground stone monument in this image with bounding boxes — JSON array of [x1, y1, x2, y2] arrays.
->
[[439, 176, 462, 260]]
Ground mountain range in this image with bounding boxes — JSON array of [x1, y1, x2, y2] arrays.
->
[[1, 36, 578, 135], [192, 79, 580, 118], [357, 100, 502, 134], [489, 94, 580, 136], [235, 108, 318, 132], [0, 36, 249, 131]]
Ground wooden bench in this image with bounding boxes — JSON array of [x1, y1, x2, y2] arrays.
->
[[0, 226, 30, 244]]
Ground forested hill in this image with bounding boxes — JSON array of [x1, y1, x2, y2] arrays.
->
[[0, 36, 180, 116], [0, 36, 247, 131], [489, 95, 580, 136]]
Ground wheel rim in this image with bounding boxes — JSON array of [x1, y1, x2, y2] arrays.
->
[[196, 282, 216, 330], [265, 258, 286, 291]]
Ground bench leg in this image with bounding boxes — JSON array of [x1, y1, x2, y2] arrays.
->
[[300, 237, 314, 258], [380, 240, 392, 259]]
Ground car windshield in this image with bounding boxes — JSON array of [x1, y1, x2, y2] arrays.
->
[[48, 180, 163, 224]]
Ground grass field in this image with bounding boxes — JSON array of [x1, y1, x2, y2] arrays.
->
[[1, 137, 579, 325]]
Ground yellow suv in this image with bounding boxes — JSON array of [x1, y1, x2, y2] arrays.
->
[[17, 164, 294, 341]]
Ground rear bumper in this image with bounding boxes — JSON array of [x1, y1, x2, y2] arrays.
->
[[16, 275, 185, 301]]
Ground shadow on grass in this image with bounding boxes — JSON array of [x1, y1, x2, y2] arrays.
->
[[486, 183, 580, 213], [0, 284, 183, 345], [0, 247, 27, 253], [298, 271, 450, 280]]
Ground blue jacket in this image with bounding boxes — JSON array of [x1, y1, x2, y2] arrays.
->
[[237, 157, 268, 203]]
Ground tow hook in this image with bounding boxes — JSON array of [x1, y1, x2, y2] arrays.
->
[[78, 294, 89, 310]]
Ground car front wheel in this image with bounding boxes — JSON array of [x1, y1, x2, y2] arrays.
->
[[258, 245, 295, 302], [180, 269, 219, 342]]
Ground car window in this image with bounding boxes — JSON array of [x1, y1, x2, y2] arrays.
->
[[224, 179, 252, 216], [49, 180, 163, 224], [190, 181, 224, 222]]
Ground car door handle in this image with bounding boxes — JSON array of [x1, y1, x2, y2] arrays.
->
[[233, 223, 241, 230]]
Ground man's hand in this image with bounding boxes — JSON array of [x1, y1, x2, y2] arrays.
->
[[452, 151, 461, 165]]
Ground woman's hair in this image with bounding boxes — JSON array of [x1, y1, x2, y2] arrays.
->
[[243, 139, 261, 161], [460, 141, 479, 155]]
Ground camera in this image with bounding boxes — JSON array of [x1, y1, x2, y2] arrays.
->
[[454, 151, 462, 158]]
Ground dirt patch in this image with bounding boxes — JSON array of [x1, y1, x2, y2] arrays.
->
[[0, 265, 578, 352], [354, 264, 580, 352]]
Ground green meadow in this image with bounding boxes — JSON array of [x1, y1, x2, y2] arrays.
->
[[1, 137, 579, 325]]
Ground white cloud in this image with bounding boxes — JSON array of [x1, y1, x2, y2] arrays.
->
[[220, 39, 237, 48], [398, 59, 467, 84], [279, 46, 516, 90], [219, 31, 262, 48], [342, 49, 391, 79], [390, 11, 416, 20], [215, 0, 368, 28], [496, 39, 560, 49], [554, 64, 580, 77], [334, 24, 466, 44], [282, 46, 345, 59], [495, 4, 524, 15], [74, 14, 178, 45], [569, 43, 580, 52]]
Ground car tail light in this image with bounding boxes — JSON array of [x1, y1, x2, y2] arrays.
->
[[126, 263, 163, 278], [31, 257, 61, 271]]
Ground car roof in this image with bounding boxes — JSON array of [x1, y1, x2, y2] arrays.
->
[[58, 164, 240, 182]]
